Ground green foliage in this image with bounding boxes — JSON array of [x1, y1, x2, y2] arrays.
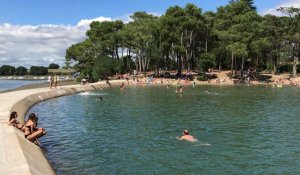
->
[[92, 56, 118, 80], [266, 62, 273, 72], [64, 2, 300, 81], [0, 65, 16, 76], [277, 64, 293, 73], [29, 66, 48, 75], [48, 63, 60, 69], [197, 75, 209, 81], [15, 66, 28, 75], [121, 56, 136, 73], [197, 73, 217, 81], [197, 53, 215, 71]]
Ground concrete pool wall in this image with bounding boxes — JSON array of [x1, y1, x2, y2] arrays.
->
[[0, 80, 125, 175]]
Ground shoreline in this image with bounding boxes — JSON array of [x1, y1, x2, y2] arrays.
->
[[0, 75, 299, 174], [0, 79, 79, 94]]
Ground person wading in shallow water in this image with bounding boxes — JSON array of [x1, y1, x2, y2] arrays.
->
[[176, 130, 197, 142]]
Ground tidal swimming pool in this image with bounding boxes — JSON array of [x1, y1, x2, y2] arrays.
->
[[28, 85, 300, 175]]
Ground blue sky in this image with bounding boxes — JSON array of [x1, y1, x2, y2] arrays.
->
[[0, 0, 284, 25], [0, 0, 298, 67]]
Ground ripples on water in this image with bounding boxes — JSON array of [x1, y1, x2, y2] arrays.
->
[[28, 85, 300, 175]]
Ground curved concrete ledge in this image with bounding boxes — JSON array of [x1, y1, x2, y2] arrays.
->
[[0, 80, 125, 175]]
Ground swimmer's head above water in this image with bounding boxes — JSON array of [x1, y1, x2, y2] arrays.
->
[[183, 130, 189, 135]]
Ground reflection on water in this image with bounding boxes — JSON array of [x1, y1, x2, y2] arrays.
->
[[29, 85, 300, 175]]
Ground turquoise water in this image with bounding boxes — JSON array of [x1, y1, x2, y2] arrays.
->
[[0, 80, 45, 91], [28, 85, 300, 175]]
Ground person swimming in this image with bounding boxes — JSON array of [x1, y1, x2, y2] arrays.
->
[[179, 86, 183, 94], [120, 82, 125, 89], [176, 130, 197, 142], [97, 96, 103, 101]]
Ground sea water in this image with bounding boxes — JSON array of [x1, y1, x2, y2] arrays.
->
[[28, 85, 300, 175], [0, 79, 45, 92]]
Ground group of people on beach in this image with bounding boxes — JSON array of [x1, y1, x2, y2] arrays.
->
[[290, 80, 300, 87], [8, 112, 46, 146]]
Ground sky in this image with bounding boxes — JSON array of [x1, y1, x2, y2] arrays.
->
[[0, 0, 299, 68]]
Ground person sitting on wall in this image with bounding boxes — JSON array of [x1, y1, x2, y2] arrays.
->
[[8, 111, 25, 132], [24, 113, 46, 145]]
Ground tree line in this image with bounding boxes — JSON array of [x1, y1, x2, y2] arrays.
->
[[0, 63, 60, 76], [65, 0, 300, 81]]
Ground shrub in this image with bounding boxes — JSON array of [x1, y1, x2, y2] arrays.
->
[[197, 53, 215, 72], [48, 63, 60, 69], [0, 65, 16, 76], [29, 66, 48, 75], [92, 56, 117, 81], [15, 66, 28, 75], [277, 64, 293, 73], [197, 72, 217, 81], [197, 75, 208, 81]]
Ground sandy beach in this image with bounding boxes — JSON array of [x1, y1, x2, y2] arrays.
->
[[2, 71, 300, 94]]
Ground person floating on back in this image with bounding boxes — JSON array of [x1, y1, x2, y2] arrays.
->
[[176, 130, 198, 142]]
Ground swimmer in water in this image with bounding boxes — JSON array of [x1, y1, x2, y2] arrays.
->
[[176, 130, 197, 142], [96, 96, 103, 101], [179, 86, 183, 94], [120, 82, 125, 89]]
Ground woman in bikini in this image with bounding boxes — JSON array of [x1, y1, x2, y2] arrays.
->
[[8, 111, 25, 132], [24, 113, 46, 145]]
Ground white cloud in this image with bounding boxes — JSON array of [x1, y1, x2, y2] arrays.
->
[[114, 13, 133, 23], [0, 16, 115, 68], [260, 0, 300, 16], [0, 12, 160, 68], [0, 23, 86, 68], [77, 16, 112, 27]]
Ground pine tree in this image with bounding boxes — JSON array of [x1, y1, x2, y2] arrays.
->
[[243, 0, 256, 10], [229, 0, 256, 10]]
